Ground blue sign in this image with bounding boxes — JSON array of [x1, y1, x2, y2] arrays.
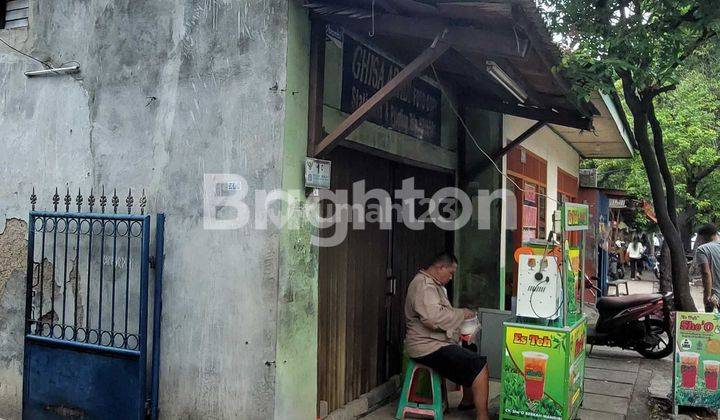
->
[[340, 35, 442, 145]]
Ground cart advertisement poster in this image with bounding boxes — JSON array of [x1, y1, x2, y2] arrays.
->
[[563, 203, 589, 231], [501, 325, 568, 419], [674, 312, 720, 410]]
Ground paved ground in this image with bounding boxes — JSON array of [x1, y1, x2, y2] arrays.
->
[[362, 274, 717, 420]]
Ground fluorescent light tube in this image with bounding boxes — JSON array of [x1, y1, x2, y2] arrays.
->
[[486, 60, 528, 103]]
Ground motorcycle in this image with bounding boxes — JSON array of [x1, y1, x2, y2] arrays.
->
[[585, 276, 674, 359]]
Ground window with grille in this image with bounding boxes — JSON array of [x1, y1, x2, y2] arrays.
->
[[1, 0, 29, 29]]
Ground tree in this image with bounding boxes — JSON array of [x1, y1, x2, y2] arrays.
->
[[587, 63, 720, 249], [539, 1, 720, 310], [655, 51, 720, 248]]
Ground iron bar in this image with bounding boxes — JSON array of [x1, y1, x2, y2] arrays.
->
[[97, 220, 105, 338], [38, 218, 46, 329], [31, 210, 146, 221], [124, 222, 131, 338], [74, 217, 81, 331], [111, 220, 118, 336], [138, 216, 151, 419], [150, 214, 165, 420], [24, 215, 35, 335], [61, 215, 69, 337], [50, 215, 57, 334], [85, 219, 93, 343], [25, 335, 140, 359]]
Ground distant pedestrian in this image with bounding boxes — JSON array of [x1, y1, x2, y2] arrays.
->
[[627, 236, 645, 280], [696, 223, 720, 313]]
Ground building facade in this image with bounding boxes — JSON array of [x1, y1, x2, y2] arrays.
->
[[0, 1, 632, 419]]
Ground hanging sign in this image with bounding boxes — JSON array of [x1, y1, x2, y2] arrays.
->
[[340, 35, 442, 145], [305, 157, 331, 189], [524, 183, 537, 204], [563, 203, 589, 231], [674, 312, 720, 411]]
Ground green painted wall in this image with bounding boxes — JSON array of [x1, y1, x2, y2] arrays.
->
[[275, 1, 319, 419]]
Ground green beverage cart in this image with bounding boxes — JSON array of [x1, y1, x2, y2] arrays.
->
[[500, 203, 589, 420]]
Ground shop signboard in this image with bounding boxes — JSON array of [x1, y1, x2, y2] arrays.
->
[[674, 312, 720, 411], [340, 35, 442, 145], [563, 203, 589, 231], [500, 319, 586, 420]]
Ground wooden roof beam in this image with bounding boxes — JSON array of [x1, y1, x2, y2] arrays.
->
[[310, 11, 529, 58], [314, 32, 452, 157], [464, 94, 592, 131]]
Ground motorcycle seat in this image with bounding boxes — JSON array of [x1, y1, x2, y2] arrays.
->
[[596, 293, 663, 311]]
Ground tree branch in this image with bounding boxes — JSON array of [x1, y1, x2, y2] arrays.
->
[[693, 160, 720, 183], [678, 28, 717, 64], [647, 84, 677, 100]]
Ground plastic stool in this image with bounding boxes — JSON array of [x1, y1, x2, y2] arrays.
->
[[395, 359, 447, 419]]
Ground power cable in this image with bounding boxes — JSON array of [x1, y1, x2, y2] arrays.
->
[[430, 63, 560, 204], [0, 37, 52, 69]]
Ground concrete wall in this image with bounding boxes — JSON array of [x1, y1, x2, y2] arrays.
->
[[0, 1, 289, 418], [504, 115, 581, 224]]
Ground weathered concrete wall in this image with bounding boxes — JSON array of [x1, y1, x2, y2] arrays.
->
[[0, 1, 289, 418]]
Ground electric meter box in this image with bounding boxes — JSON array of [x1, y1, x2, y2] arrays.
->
[[516, 254, 562, 320]]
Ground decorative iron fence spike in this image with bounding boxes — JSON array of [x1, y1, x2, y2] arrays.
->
[[76, 188, 83, 212], [53, 188, 60, 212], [64, 187, 71, 212], [30, 187, 37, 211], [88, 188, 95, 212], [140, 189, 147, 215], [112, 189, 119, 214], [100, 186, 107, 213], [126, 188, 134, 214]]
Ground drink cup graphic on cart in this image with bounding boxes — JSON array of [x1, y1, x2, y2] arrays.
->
[[679, 352, 700, 388], [523, 351, 549, 400], [703, 360, 720, 391]]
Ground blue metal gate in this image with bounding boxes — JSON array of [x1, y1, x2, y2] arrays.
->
[[22, 188, 165, 419]]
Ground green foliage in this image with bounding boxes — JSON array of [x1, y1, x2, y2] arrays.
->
[[583, 42, 720, 224], [539, 0, 720, 100]]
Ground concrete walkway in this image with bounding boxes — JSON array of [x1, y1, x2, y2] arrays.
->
[[361, 349, 642, 420], [361, 277, 710, 420]]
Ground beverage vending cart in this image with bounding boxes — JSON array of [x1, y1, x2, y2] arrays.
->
[[500, 203, 589, 420]]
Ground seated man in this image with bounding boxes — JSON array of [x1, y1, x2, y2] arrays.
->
[[404, 252, 489, 420]]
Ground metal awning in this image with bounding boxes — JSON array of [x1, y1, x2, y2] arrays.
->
[[305, 0, 633, 159], [549, 92, 634, 159]]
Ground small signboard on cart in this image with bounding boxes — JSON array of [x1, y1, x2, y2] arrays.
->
[[674, 312, 720, 414]]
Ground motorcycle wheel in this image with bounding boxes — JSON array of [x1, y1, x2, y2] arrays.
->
[[636, 318, 673, 359]]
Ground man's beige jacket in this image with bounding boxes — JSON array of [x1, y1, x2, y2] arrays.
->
[[404, 270, 465, 358]]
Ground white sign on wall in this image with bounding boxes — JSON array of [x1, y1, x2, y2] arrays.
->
[[305, 157, 332, 189]]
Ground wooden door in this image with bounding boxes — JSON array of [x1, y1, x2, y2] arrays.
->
[[317, 148, 391, 412], [386, 163, 453, 380], [317, 148, 453, 413]]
